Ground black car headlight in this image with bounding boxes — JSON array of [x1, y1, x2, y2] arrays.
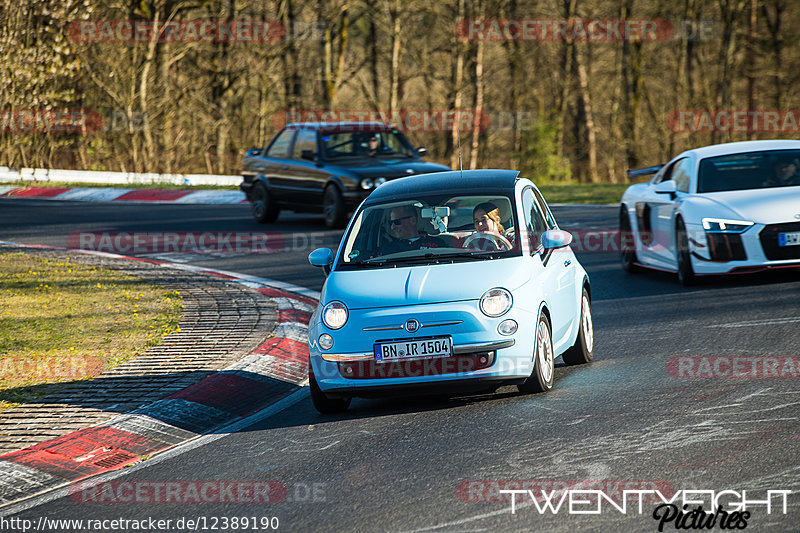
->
[[701, 218, 754, 233]]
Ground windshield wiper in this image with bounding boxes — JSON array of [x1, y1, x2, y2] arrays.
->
[[387, 252, 495, 265], [350, 259, 389, 268]]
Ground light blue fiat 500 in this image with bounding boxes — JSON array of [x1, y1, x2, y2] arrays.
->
[[307, 170, 593, 413]]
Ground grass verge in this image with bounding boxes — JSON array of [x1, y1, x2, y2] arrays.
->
[[0, 252, 184, 412]]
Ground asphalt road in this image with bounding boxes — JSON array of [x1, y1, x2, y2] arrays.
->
[[2, 199, 800, 532]]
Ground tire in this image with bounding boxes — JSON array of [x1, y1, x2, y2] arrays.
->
[[323, 185, 346, 229], [620, 206, 642, 273], [517, 313, 555, 394], [676, 218, 697, 286], [562, 288, 594, 365], [309, 368, 351, 414], [251, 181, 279, 223]]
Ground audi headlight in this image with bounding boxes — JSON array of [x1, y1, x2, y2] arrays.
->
[[480, 288, 513, 317], [701, 218, 754, 233], [322, 301, 348, 329], [360, 178, 374, 190]]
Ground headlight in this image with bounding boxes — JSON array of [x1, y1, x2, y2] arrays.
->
[[374, 177, 387, 187], [701, 218, 754, 233], [322, 301, 348, 329], [360, 178, 374, 190], [480, 288, 513, 317]]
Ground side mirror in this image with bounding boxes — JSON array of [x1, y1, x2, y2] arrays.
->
[[246, 148, 262, 157], [417, 147, 427, 157], [654, 180, 677, 194], [541, 229, 573, 250], [308, 247, 334, 275]]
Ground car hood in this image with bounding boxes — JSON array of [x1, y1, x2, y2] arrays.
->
[[330, 160, 451, 179], [701, 187, 800, 224], [323, 257, 530, 309]]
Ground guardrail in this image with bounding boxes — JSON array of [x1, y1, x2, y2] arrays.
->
[[0, 167, 241, 186]]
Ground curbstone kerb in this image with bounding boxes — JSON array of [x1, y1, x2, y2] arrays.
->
[[0, 242, 318, 510]]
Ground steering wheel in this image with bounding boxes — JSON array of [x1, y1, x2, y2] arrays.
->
[[463, 231, 513, 251]]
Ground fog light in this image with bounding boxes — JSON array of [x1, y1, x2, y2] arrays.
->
[[498, 319, 518, 336], [318, 333, 334, 350], [479, 356, 488, 365]]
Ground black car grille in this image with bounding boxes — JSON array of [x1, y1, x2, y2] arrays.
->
[[706, 233, 747, 262], [759, 222, 800, 260]]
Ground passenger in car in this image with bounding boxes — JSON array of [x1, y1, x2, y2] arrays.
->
[[381, 205, 446, 255], [772, 155, 800, 186]]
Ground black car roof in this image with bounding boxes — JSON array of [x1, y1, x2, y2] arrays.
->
[[364, 169, 520, 205], [287, 122, 396, 133]]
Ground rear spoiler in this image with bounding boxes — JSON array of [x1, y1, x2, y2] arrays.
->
[[626, 165, 664, 180]]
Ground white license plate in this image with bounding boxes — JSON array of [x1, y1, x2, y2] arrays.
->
[[373, 337, 452, 362], [778, 232, 800, 247]]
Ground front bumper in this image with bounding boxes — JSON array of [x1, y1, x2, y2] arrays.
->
[[687, 222, 800, 274], [308, 301, 537, 394]]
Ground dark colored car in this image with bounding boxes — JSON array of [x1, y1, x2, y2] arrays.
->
[[240, 122, 451, 227]]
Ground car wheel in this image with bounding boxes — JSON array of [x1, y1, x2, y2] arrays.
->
[[309, 368, 351, 414], [517, 313, 555, 394], [676, 218, 697, 286], [620, 206, 642, 273], [561, 288, 594, 365], [251, 181, 279, 223], [323, 185, 345, 229]]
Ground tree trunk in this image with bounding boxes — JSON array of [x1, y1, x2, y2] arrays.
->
[[469, 30, 483, 170], [450, 0, 466, 170], [746, 0, 757, 140], [573, 43, 597, 183]]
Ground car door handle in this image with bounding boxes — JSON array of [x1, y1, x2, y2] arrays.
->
[[564, 260, 571, 267]]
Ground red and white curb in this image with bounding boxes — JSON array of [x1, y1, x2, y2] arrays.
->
[[0, 186, 247, 204], [0, 243, 318, 510]]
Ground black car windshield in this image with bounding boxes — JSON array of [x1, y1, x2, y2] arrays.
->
[[321, 129, 416, 159], [697, 149, 800, 193], [337, 194, 521, 270]]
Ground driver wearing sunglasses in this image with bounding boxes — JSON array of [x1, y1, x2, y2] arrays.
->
[[380, 204, 445, 255]]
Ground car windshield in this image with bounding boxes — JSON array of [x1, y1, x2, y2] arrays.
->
[[697, 149, 800, 193], [337, 194, 521, 270], [320, 129, 416, 159]]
